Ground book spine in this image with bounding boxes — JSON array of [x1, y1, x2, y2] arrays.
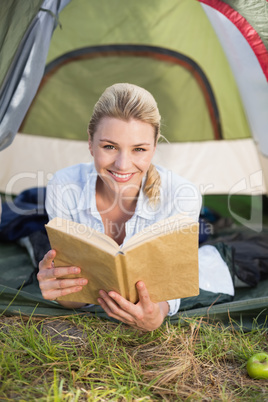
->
[[116, 253, 129, 301], [117, 253, 139, 304]]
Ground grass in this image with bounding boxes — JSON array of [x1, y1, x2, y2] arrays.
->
[[0, 315, 267, 401]]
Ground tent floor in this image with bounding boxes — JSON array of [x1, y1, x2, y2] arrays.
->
[[1, 233, 267, 330]]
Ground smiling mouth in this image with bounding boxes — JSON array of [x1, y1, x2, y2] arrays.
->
[[108, 170, 133, 179]]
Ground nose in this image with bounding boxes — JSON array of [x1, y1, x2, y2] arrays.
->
[[114, 150, 132, 171]]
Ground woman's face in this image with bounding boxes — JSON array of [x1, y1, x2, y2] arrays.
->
[[89, 117, 156, 198]]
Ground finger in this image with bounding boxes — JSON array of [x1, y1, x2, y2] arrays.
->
[[40, 277, 88, 292], [52, 266, 81, 278], [100, 290, 131, 311], [39, 249, 56, 271], [98, 290, 134, 322], [98, 297, 132, 324], [42, 284, 85, 301], [37, 265, 81, 282], [136, 281, 153, 310]]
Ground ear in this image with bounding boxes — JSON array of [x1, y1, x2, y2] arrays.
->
[[88, 138, 94, 156]]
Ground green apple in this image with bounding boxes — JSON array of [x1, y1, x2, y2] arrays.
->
[[246, 353, 268, 379]]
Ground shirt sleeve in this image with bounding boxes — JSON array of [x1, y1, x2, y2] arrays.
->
[[166, 298, 181, 316], [157, 165, 202, 223], [45, 175, 74, 221], [171, 181, 202, 223]]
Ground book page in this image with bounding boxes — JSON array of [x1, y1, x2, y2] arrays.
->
[[123, 224, 199, 303], [122, 213, 196, 253], [46, 224, 126, 304], [45, 216, 199, 304], [46, 217, 120, 255]]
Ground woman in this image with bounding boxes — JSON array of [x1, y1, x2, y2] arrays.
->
[[38, 83, 224, 331]]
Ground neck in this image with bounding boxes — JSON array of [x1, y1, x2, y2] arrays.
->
[[96, 176, 140, 215]]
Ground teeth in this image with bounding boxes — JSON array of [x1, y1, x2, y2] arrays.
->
[[111, 171, 132, 178]]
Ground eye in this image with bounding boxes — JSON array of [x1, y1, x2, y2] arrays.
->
[[134, 147, 146, 152], [103, 144, 116, 150]]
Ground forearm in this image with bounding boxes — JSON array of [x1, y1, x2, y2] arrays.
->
[[56, 300, 87, 309], [158, 301, 169, 320]]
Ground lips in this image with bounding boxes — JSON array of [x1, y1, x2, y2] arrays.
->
[[110, 171, 132, 178], [107, 170, 135, 182]]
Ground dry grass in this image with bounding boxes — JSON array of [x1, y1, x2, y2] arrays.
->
[[0, 314, 268, 401]]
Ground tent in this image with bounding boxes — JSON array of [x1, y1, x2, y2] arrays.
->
[[0, 0, 267, 328]]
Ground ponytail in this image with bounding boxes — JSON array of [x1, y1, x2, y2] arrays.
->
[[144, 164, 161, 207]]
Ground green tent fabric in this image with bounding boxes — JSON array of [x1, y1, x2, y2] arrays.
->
[[1, 0, 268, 196], [1, 282, 267, 330], [1, 241, 267, 330], [18, 0, 253, 142], [1, 0, 267, 149]]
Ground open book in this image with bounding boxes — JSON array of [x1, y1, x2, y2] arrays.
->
[[45, 214, 199, 305]]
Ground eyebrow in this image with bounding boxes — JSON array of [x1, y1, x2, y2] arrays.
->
[[99, 139, 151, 146]]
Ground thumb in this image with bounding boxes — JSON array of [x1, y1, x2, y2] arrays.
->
[[136, 281, 151, 307], [39, 249, 56, 270]]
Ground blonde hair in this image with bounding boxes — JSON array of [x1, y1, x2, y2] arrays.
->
[[88, 83, 161, 205]]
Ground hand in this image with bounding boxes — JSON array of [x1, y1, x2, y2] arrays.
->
[[97, 281, 169, 332], [37, 249, 88, 308]]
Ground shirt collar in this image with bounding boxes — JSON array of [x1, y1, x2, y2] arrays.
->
[[133, 175, 159, 221], [78, 164, 99, 214], [78, 166, 158, 221]]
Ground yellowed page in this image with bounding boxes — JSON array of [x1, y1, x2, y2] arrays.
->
[[46, 216, 199, 305], [46, 217, 119, 255], [122, 213, 195, 252], [46, 225, 125, 304], [123, 223, 199, 304]]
